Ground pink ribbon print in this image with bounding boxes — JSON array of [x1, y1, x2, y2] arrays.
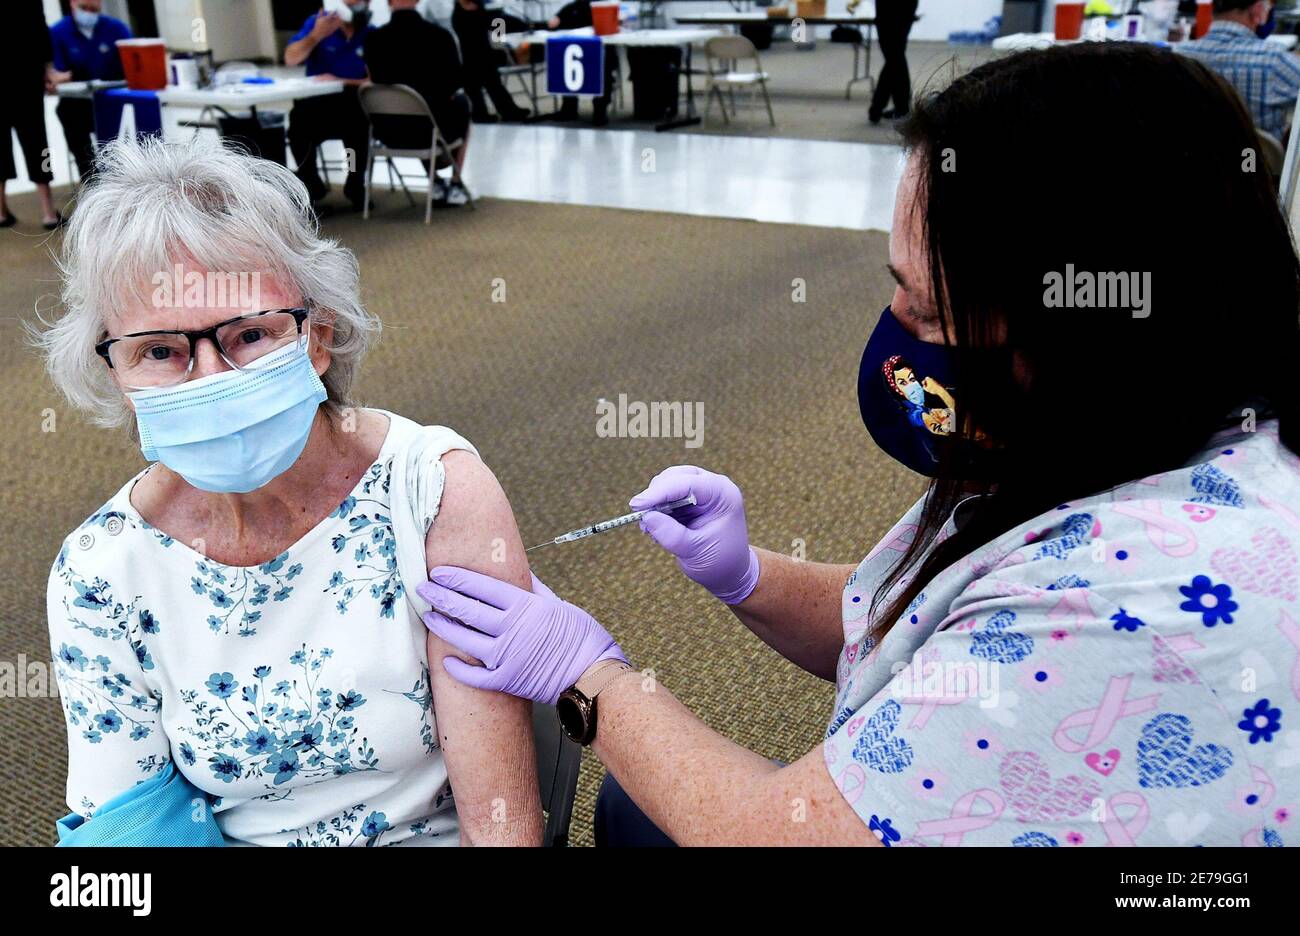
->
[[1099, 791, 1150, 846], [1053, 674, 1162, 754], [913, 789, 1006, 846], [1110, 501, 1199, 558], [1277, 610, 1300, 702]]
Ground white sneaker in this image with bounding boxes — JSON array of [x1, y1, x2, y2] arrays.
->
[[444, 183, 471, 207]]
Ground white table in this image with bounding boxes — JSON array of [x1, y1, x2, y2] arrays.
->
[[57, 77, 344, 113], [500, 28, 724, 130]]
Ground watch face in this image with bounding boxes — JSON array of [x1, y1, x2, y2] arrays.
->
[[556, 693, 587, 741]]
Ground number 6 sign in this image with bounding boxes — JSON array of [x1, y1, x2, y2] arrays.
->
[[546, 35, 604, 97]]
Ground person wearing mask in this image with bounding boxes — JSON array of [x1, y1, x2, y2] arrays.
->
[[46, 0, 132, 184], [364, 0, 472, 205], [1, 1, 64, 229], [451, 0, 530, 123], [867, 0, 919, 125], [1177, 1, 1300, 139], [421, 43, 1300, 846], [547, 0, 617, 125], [285, 2, 374, 210]]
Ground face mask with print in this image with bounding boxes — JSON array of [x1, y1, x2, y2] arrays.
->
[[128, 340, 327, 493], [857, 306, 1006, 480]]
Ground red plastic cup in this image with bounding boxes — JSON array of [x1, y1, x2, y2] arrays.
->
[[117, 38, 167, 91], [1054, 2, 1085, 41], [591, 1, 620, 36], [1194, 1, 1213, 39]]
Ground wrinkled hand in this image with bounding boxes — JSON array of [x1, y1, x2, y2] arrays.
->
[[418, 568, 626, 705], [631, 465, 760, 605]]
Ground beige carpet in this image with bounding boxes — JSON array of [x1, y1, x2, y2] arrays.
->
[[0, 188, 924, 846]]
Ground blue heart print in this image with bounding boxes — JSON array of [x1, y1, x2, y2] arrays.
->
[[1032, 513, 1096, 560], [850, 700, 914, 774], [970, 609, 1035, 664], [1189, 464, 1244, 508], [1011, 831, 1059, 847], [1137, 713, 1235, 789]]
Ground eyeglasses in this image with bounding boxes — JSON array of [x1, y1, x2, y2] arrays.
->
[[96, 308, 312, 390]]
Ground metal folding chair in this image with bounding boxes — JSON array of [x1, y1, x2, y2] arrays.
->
[[358, 83, 474, 224], [703, 34, 775, 128]]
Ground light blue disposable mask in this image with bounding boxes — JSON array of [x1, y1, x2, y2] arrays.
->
[[72, 8, 100, 33], [128, 340, 327, 493]]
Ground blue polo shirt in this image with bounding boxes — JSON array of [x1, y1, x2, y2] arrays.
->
[[50, 15, 132, 82], [291, 14, 372, 79]]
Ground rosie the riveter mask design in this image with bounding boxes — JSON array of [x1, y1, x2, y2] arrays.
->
[[857, 305, 1003, 479]]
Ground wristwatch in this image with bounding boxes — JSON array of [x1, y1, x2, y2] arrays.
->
[[556, 660, 631, 746]]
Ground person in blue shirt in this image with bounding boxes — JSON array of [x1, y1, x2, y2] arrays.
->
[[285, 3, 373, 210], [47, 0, 132, 183]]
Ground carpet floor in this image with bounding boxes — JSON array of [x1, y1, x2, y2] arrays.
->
[[0, 188, 924, 845]]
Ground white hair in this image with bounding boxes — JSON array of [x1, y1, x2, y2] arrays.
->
[[35, 135, 380, 428]]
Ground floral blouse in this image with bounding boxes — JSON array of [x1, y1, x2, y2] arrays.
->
[[48, 411, 474, 846], [825, 419, 1299, 846]]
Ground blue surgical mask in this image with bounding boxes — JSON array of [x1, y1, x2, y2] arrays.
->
[[857, 306, 1007, 479], [1257, 5, 1277, 39], [72, 8, 100, 33], [128, 341, 327, 493]]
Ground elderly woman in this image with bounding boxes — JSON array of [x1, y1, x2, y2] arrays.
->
[[40, 137, 542, 846]]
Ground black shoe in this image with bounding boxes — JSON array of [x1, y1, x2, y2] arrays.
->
[[500, 107, 531, 123], [554, 103, 580, 122], [0, 212, 15, 228], [472, 111, 500, 124], [43, 212, 67, 231], [868, 108, 883, 125]]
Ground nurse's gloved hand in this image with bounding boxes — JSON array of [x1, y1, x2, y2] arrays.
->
[[417, 568, 626, 705], [631, 465, 760, 606]]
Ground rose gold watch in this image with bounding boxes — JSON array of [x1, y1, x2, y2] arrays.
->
[[555, 660, 631, 746]]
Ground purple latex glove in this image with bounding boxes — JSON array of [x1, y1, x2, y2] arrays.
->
[[630, 465, 760, 606], [417, 568, 626, 705]]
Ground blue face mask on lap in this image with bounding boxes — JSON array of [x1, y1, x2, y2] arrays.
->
[[857, 306, 1007, 480], [128, 340, 327, 493]]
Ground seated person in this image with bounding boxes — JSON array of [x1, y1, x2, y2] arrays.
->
[[47, 0, 132, 183], [40, 136, 542, 846], [548, 0, 617, 125], [1177, 0, 1300, 139], [364, 0, 473, 205], [451, 0, 531, 123], [284, 1, 374, 209]]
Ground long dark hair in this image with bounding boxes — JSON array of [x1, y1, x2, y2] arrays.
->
[[874, 42, 1300, 628]]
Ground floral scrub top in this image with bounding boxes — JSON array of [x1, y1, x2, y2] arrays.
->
[[48, 411, 474, 846], [825, 420, 1299, 847]]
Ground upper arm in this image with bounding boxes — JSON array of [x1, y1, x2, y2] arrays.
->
[[423, 449, 542, 845], [47, 544, 169, 818]]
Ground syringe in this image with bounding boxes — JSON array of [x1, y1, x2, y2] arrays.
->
[[526, 494, 697, 552]]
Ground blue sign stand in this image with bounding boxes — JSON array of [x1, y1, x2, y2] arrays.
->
[[545, 35, 605, 98]]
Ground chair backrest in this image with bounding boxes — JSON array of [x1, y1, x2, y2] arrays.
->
[[359, 83, 435, 121], [1258, 128, 1286, 179], [532, 702, 582, 847], [705, 34, 760, 66]]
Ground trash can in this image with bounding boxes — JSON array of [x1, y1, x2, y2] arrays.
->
[[627, 47, 681, 122]]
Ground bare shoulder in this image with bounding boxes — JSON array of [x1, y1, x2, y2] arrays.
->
[[425, 448, 529, 583]]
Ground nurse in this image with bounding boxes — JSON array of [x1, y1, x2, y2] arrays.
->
[[47, 0, 131, 184], [424, 43, 1300, 846]]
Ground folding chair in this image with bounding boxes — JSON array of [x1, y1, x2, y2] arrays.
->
[[358, 83, 474, 224], [703, 34, 775, 128], [533, 702, 583, 846], [1277, 91, 1300, 235]]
